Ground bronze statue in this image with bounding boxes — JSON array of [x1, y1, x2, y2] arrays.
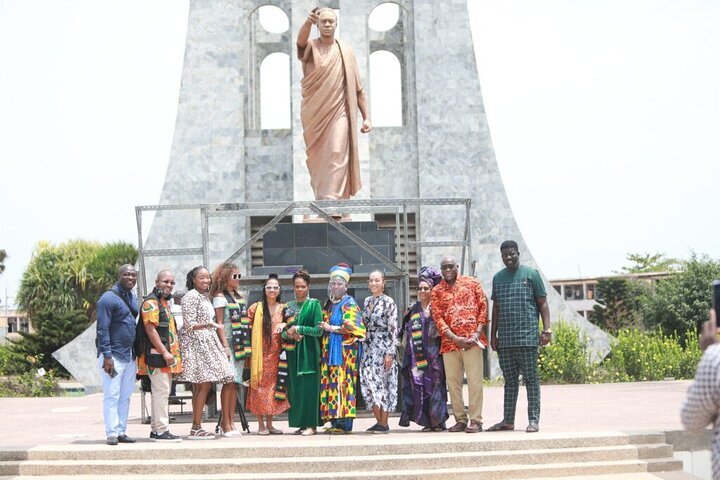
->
[[297, 8, 371, 201]]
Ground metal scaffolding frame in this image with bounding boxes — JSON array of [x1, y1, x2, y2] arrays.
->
[[135, 198, 472, 308]]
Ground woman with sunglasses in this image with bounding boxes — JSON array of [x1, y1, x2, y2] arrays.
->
[[177, 266, 235, 440], [398, 266, 448, 432], [209, 261, 248, 437], [246, 273, 289, 434]]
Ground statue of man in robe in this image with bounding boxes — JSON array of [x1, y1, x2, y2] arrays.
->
[[297, 8, 372, 201]]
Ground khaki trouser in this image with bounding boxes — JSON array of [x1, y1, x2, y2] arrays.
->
[[443, 347, 484, 424], [149, 371, 172, 434]]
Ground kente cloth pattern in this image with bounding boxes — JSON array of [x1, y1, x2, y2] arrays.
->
[[319, 296, 365, 421], [213, 292, 248, 384], [430, 275, 489, 354], [245, 302, 290, 416], [176, 289, 235, 384], [360, 294, 399, 412], [136, 297, 182, 376], [398, 301, 449, 429]]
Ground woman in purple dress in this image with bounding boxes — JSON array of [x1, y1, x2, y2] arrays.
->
[[399, 267, 449, 431]]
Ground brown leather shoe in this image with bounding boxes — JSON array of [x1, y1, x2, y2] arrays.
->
[[448, 422, 467, 432], [465, 421, 482, 433]]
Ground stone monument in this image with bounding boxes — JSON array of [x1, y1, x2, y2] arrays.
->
[[57, 0, 610, 387]]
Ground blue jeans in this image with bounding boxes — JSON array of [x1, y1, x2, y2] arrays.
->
[[97, 354, 137, 437]]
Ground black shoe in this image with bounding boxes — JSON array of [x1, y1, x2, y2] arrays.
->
[[106, 436, 118, 446], [154, 431, 182, 442], [366, 424, 379, 433], [117, 434, 136, 443], [150, 432, 158, 440], [373, 425, 390, 434]]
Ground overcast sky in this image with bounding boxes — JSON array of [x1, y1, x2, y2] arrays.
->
[[1, 0, 719, 307]]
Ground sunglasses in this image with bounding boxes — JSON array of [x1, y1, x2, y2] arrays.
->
[[230, 274, 241, 280], [265, 285, 280, 291], [417, 286, 431, 292]]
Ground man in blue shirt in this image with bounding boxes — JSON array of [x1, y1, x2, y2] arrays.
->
[[96, 264, 139, 445]]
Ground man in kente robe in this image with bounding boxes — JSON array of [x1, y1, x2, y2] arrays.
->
[[297, 8, 371, 201]]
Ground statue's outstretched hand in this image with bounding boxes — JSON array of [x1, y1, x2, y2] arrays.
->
[[307, 9, 319, 25], [361, 119, 372, 134]]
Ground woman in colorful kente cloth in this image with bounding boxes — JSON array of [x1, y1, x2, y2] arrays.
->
[[281, 269, 324, 436], [209, 261, 249, 437], [360, 270, 399, 434], [246, 274, 290, 435], [399, 266, 449, 431], [319, 263, 366, 434]]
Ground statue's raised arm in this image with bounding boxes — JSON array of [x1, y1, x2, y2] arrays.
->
[[297, 8, 371, 201]]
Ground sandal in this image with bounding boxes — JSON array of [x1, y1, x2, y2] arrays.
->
[[301, 427, 316, 436], [293, 428, 304, 435], [421, 426, 433, 432], [187, 428, 216, 440], [268, 427, 283, 435], [257, 429, 269, 436], [486, 422, 515, 432]]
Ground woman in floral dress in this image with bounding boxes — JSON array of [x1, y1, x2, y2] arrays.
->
[[360, 270, 398, 434], [177, 266, 235, 440], [246, 274, 290, 434]]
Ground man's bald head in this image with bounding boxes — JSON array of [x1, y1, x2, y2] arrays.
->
[[118, 264, 137, 291], [440, 256, 459, 285]]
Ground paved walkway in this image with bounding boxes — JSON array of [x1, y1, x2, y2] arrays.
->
[[0, 380, 695, 447]]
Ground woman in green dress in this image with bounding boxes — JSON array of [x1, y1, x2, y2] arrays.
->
[[281, 269, 324, 436]]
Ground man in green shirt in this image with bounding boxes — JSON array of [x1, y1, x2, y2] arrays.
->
[[487, 240, 551, 433]]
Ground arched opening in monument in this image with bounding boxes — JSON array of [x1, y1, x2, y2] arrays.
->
[[260, 52, 290, 129], [258, 5, 289, 33], [368, 2, 399, 32], [370, 50, 403, 127]]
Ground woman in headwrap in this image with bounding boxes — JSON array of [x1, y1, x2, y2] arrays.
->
[[246, 274, 290, 434], [319, 263, 366, 434], [398, 266, 449, 431], [281, 269, 324, 436]]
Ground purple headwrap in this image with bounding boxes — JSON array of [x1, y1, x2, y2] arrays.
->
[[418, 266, 441, 287]]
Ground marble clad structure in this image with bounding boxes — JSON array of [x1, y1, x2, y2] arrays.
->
[[57, 0, 608, 388]]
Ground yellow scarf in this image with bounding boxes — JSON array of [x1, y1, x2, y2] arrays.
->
[[250, 302, 264, 388]]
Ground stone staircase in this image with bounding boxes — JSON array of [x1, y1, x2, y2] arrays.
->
[[0, 431, 686, 479]]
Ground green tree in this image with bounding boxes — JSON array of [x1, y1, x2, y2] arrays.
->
[[642, 253, 720, 341], [0, 249, 6, 275], [13, 240, 137, 374], [618, 252, 681, 274], [589, 277, 648, 334]]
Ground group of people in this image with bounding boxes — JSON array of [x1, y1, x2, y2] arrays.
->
[[95, 240, 552, 444]]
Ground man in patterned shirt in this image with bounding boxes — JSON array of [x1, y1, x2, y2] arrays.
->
[[681, 312, 720, 479], [136, 270, 184, 442], [487, 240, 551, 434], [431, 256, 488, 433]]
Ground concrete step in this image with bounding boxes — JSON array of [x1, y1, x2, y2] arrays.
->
[[0, 446, 683, 476], [0, 458, 686, 479], [0, 431, 658, 461]]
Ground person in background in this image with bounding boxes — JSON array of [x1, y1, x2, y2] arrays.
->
[[360, 270, 398, 434], [136, 270, 183, 442], [96, 264, 139, 446], [210, 261, 248, 437], [177, 266, 235, 440], [282, 269, 324, 436], [319, 263, 366, 434], [399, 267, 448, 432], [246, 274, 290, 435], [681, 310, 720, 480]]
